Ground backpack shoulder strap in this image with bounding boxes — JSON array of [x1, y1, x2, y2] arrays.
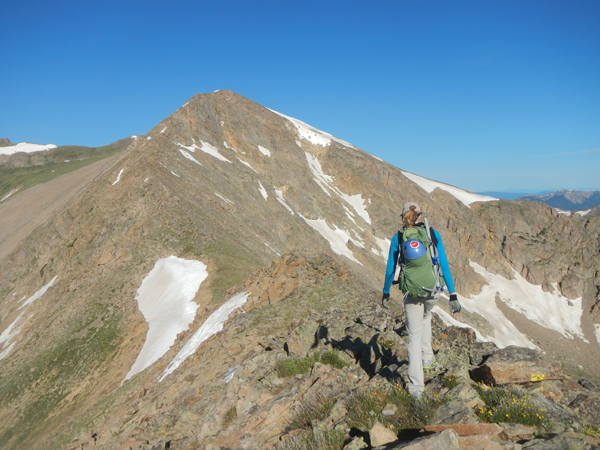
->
[[429, 227, 439, 247]]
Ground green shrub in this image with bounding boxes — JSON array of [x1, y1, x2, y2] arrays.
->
[[276, 353, 320, 377], [442, 373, 459, 389], [223, 406, 237, 428], [288, 393, 337, 430], [475, 384, 546, 426], [346, 383, 449, 434], [275, 350, 346, 378], [320, 351, 347, 369], [276, 428, 345, 450]]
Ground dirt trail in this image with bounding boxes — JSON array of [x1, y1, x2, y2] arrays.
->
[[0, 154, 123, 262]]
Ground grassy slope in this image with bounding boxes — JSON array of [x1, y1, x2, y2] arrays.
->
[[0, 140, 129, 201]]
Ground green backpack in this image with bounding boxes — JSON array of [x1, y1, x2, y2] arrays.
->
[[397, 225, 443, 299]]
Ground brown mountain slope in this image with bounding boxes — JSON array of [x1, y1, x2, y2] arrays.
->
[[0, 90, 599, 449]]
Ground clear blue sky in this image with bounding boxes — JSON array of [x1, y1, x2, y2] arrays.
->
[[1, 0, 599, 192]]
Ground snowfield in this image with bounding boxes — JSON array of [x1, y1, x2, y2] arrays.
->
[[270, 109, 356, 149], [159, 292, 249, 381], [595, 324, 600, 347], [175, 140, 231, 163], [299, 215, 361, 264], [0, 142, 57, 156], [123, 256, 208, 382], [1, 277, 58, 360], [401, 171, 497, 207], [18, 276, 58, 310], [112, 169, 124, 185], [436, 261, 586, 349], [306, 153, 371, 224]]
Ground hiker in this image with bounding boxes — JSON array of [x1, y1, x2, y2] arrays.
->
[[381, 202, 460, 399]]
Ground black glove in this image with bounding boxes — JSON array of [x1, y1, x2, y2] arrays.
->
[[449, 294, 461, 314], [382, 293, 390, 309]]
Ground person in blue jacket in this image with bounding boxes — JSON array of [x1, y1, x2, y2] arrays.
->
[[382, 202, 461, 399]]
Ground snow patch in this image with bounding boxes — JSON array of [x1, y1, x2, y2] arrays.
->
[[373, 236, 391, 262], [0, 142, 57, 156], [300, 215, 361, 264], [471, 262, 585, 340], [223, 141, 234, 150], [175, 140, 231, 163], [306, 153, 371, 224], [576, 210, 591, 216], [161, 127, 167, 134], [179, 149, 202, 166], [264, 243, 280, 256], [258, 181, 268, 200], [275, 188, 294, 215], [159, 292, 249, 381], [123, 256, 207, 382], [401, 171, 497, 207], [270, 109, 356, 149], [215, 193, 233, 206], [237, 158, 258, 173], [224, 364, 240, 383], [170, 171, 180, 177], [258, 145, 271, 157], [18, 276, 58, 310], [556, 209, 571, 216], [1, 188, 19, 202], [596, 324, 600, 347], [112, 169, 124, 185], [0, 312, 25, 361]]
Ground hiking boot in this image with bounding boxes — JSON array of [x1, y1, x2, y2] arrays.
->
[[410, 390, 423, 400], [423, 357, 435, 369], [382, 297, 390, 309]]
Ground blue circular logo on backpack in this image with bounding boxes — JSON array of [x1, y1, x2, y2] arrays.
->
[[402, 239, 427, 260]]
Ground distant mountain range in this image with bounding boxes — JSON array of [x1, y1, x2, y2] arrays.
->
[[516, 189, 600, 211]]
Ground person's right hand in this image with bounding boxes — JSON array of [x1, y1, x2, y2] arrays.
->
[[382, 293, 390, 309]]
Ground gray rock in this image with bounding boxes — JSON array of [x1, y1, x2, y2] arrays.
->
[[432, 400, 480, 425], [370, 421, 398, 447], [377, 429, 459, 449], [521, 433, 589, 450]]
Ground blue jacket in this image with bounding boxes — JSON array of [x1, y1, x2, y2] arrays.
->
[[383, 225, 455, 295]]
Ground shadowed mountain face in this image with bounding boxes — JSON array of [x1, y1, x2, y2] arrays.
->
[[0, 90, 599, 449], [517, 189, 600, 211]]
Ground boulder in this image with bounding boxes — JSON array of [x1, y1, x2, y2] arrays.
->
[[470, 347, 569, 386], [521, 433, 589, 449], [424, 422, 502, 436], [375, 428, 459, 449], [370, 421, 398, 447], [431, 400, 479, 425]]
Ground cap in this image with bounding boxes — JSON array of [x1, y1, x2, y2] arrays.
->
[[402, 202, 422, 216]]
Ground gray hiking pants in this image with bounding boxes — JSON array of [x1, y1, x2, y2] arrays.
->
[[404, 293, 439, 396]]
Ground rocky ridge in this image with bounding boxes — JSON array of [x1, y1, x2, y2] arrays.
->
[[61, 252, 600, 449]]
